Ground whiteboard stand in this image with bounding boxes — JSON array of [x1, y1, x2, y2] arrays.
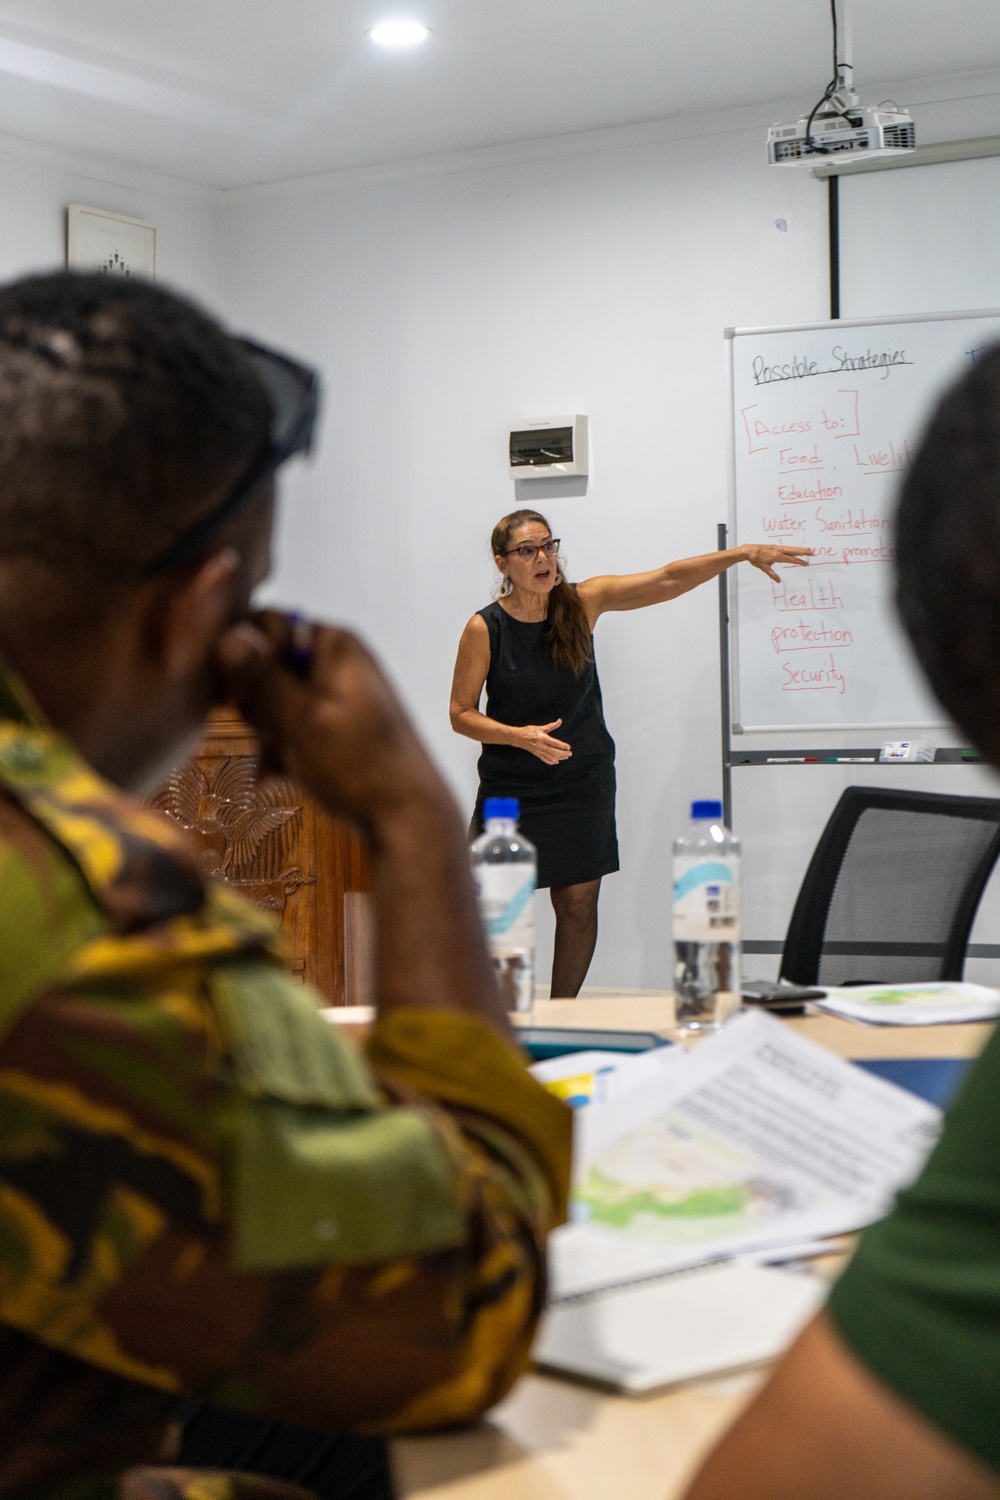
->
[[717, 543, 989, 974], [715, 312, 1000, 976], [718, 521, 735, 828]]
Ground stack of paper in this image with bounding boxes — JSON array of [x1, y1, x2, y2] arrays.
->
[[530, 1047, 680, 1107], [547, 1008, 942, 1302], [534, 1262, 828, 1393], [815, 981, 1000, 1027]]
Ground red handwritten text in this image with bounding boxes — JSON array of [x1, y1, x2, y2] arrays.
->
[[781, 653, 846, 693]]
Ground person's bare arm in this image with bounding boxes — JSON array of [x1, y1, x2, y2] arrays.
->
[[221, 613, 511, 1033], [682, 1311, 1000, 1500], [448, 612, 571, 766], [578, 544, 812, 624]]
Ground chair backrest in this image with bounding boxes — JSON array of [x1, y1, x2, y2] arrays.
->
[[778, 786, 1000, 986]]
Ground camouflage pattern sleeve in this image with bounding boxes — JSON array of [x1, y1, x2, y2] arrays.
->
[[0, 958, 569, 1436], [121, 1469, 317, 1500], [0, 708, 573, 1485]]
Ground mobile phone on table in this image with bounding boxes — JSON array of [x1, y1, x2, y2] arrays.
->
[[741, 980, 826, 1014]]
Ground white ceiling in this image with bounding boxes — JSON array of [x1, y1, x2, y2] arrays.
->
[[0, 1, 996, 189]]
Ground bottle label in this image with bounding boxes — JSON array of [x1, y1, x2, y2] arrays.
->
[[673, 858, 741, 943], [475, 865, 536, 955]]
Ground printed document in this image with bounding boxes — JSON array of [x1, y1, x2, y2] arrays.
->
[[815, 981, 1000, 1026], [530, 1046, 681, 1106], [536, 1262, 828, 1392], [550, 1008, 941, 1301]]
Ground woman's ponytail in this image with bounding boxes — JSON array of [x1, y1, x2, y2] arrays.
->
[[490, 508, 593, 675], [545, 572, 594, 674]]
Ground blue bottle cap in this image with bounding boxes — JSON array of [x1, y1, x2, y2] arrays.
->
[[484, 797, 519, 820], [691, 799, 723, 820]]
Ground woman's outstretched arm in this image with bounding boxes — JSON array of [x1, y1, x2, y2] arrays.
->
[[578, 544, 812, 623], [448, 613, 571, 765]]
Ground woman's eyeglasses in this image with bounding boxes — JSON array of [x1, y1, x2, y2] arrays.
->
[[505, 538, 560, 562]]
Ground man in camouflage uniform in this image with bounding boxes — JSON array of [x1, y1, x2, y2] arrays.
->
[[0, 272, 571, 1499]]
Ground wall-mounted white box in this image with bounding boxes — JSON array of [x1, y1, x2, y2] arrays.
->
[[509, 415, 588, 478]]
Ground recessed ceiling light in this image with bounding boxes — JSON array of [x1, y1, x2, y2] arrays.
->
[[368, 19, 430, 47]]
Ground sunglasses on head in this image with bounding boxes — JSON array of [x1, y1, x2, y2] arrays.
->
[[144, 336, 320, 576]]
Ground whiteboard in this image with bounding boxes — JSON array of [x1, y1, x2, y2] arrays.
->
[[728, 310, 1000, 732]]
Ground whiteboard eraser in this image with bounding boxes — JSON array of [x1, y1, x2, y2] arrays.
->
[[879, 738, 935, 764]]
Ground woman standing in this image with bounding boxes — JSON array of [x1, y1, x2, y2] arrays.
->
[[450, 509, 811, 998]]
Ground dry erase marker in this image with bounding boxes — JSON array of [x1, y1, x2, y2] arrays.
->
[[765, 756, 818, 763], [824, 756, 876, 763]]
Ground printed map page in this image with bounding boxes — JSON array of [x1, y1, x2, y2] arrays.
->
[[550, 1009, 940, 1300], [816, 981, 1000, 1026]]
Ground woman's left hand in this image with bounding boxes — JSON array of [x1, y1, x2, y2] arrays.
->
[[741, 544, 813, 582]]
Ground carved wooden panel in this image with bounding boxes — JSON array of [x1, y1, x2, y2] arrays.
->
[[150, 708, 369, 1004]]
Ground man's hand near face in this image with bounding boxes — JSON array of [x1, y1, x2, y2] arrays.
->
[[216, 610, 511, 1034], [219, 612, 453, 835]]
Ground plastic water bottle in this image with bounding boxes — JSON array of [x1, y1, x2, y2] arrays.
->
[[673, 799, 742, 1033], [471, 797, 537, 1014]]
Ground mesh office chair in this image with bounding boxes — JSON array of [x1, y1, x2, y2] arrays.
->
[[778, 786, 1000, 987]]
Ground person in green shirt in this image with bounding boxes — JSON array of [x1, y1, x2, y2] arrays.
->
[[682, 348, 1000, 1500], [0, 271, 571, 1500]]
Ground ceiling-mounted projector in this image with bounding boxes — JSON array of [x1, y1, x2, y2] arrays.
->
[[768, 0, 916, 167], [768, 103, 914, 165]]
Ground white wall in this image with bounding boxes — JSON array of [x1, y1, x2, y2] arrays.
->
[[221, 118, 827, 989], [10, 73, 1000, 989], [220, 78, 1000, 990], [0, 133, 222, 306]]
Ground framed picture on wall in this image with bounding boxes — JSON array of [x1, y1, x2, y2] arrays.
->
[[66, 204, 157, 280]]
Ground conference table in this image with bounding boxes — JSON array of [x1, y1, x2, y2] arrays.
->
[[390, 994, 994, 1500]]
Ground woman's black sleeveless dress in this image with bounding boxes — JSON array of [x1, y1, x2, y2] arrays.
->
[[473, 601, 619, 890]]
